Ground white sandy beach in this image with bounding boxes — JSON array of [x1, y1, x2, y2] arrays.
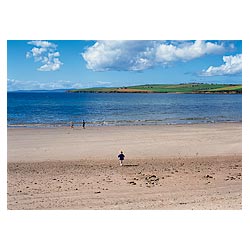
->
[[8, 123, 241, 162], [7, 123, 242, 209]]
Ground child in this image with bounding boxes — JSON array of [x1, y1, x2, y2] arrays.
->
[[118, 151, 125, 166]]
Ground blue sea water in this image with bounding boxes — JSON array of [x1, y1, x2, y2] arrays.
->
[[7, 92, 242, 127]]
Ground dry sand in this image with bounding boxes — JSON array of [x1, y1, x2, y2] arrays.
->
[[7, 123, 242, 209]]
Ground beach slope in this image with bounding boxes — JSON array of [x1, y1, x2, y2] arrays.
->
[[7, 123, 242, 209]]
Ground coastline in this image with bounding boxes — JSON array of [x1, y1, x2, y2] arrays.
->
[[67, 90, 242, 94], [7, 120, 242, 129], [66, 83, 242, 94]]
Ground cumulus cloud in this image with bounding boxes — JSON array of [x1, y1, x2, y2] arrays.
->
[[38, 57, 62, 71], [26, 40, 63, 71], [82, 40, 225, 72], [156, 40, 224, 62], [27, 40, 57, 48], [82, 40, 155, 71], [201, 54, 242, 76]]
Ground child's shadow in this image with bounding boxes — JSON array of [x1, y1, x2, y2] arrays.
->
[[123, 164, 139, 167]]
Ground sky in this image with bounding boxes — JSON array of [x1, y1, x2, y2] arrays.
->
[[7, 40, 242, 91]]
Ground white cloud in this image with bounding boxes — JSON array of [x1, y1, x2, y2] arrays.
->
[[82, 40, 225, 71], [8, 79, 39, 91], [26, 40, 63, 71], [156, 40, 224, 62], [8, 78, 115, 91], [27, 40, 57, 48], [201, 54, 242, 76], [96, 81, 112, 86], [7, 79, 93, 91], [38, 58, 63, 71], [82, 40, 154, 71]]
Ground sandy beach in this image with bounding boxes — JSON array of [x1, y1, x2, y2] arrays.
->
[[7, 123, 242, 209]]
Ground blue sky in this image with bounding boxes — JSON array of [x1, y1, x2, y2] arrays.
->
[[7, 40, 242, 91]]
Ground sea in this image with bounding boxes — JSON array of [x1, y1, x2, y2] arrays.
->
[[7, 91, 242, 127]]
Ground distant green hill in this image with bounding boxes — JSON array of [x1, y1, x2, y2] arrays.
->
[[68, 83, 242, 94]]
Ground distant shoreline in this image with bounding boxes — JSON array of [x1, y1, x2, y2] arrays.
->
[[8, 83, 242, 94], [68, 91, 242, 94], [67, 83, 242, 94]]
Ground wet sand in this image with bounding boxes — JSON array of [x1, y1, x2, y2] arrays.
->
[[7, 123, 242, 209]]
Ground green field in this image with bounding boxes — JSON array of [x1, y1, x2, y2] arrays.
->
[[68, 83, 242, 94]]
